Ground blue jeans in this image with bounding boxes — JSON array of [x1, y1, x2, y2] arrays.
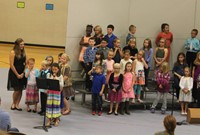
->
[[92, 93, 102, 112], [134, 84, 142, 95]]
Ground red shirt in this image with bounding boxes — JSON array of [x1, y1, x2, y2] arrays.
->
[[156, 32, 173, 48]]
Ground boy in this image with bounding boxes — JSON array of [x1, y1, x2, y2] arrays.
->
[[83, 37, 98, 91], [185, 29, 200, 68], [104, 24, 117, 49], [88, 65, 105, 116], [98, 38, 110, 59], [126, 25, 136, 44]]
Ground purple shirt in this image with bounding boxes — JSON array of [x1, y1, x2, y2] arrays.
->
[[156, 70, 170, 93]]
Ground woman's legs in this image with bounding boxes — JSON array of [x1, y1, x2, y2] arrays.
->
[[16, 90, 22, 108], [62, 98, 71, 115], [185, 102, 188, 114], [108, 102, 113, 113], [114, 102, 119, 114]]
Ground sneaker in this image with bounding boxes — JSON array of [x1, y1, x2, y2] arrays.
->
[[131, 99, 135, 104], [98, 111, 102, 116], [150, 108, 155, 113], [92, 111, 96, 115], [184, 112, 188, 115], [138, 99, 144, 103], [161, 109, 166, 114], [181, 112, 184, 115], [145, 87, 149, 91]]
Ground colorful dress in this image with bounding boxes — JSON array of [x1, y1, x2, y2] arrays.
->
[[108, 73, 123, 102], [179, 77, 193, 102], [134, 59, 145, 85], [25, 68, 40, 105], [79, 36, 91, 62], [122, 72, 135, 99], [46, 74, 64, 119]]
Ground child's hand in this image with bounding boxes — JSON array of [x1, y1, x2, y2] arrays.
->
[[159, 84, 163, 89], [112, 89, 116, 92], [99, 91, 103, 96], [92, 67, 96, 71]]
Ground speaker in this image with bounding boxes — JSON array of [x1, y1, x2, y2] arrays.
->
[[187, 108, 200, 124]]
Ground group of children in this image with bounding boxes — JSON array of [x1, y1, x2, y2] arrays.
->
[[24, 53, 74, 127], [78, 24, 200, 116]]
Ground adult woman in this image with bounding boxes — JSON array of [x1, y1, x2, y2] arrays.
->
[[7, 38, 27, 111], [93, 25, 104, 47], [155, 23, 173, 62]]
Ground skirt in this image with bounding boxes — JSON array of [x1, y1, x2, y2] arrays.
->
[[63, 86, 75, 98], [46, 90, 61, 118], [108, 84, 122, 102], [79, 46, 87, 62], [25, 85, 39, 105], [179, 89, 192, 102]]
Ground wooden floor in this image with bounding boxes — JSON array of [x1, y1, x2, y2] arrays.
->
[[0, 43, 65, 68]]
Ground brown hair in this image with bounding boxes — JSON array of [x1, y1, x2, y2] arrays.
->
[[163, 115, 176, 135], [129, 25, 136, 31], [13, 38, 26, 59], [194, 52, 200, 65], [28, 58, 35, 63]]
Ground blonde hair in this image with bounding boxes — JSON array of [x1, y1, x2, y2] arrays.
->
[[159, 38, 167, 48], [128, 38, 136, 47], [113, 63, 120, 69], [194, 52, 200, 65], [94, 25, 103, 35], [163, 115, 176, 135], [113, 38, 120, 44], [160, 62, 170, 74], [62, 53, 70, 61], [41, 60, 48, 66], [138, 50, 145, 58]]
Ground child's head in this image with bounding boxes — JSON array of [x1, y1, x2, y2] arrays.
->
[[137, 50, 145, 60], [191, 29, 198, 38], [113, 63, 120, 73], [129, 25, 136, 34], [125, 62, 132, 72], [124, 50, 130, 60], [61, 53, 70, 64], [101, 38, 108, 48], [194, 52, 200, 65], [86, 25, 93, 36], [184, 67, 190, 77], [176, 52, 185, 64], [88, 37, 96, 47], [159, 38, 166, 48], [113, 38, 120, 48], [41, 60, 48, 70], [58, 53, 63, 63], [161, 23, 169, 33], [94, 25, 103, 35], [95, 50, 104, 61], [163, 115, 176, 135], [128, 38, 136, 48], [95, 65, 103, 74], [45, 56, 54, 67], [160, 62, 169, 74], [143, 38, 152, 49], [51, 63, 61, 76], [107, 50, 114, 60], [27, 58, 35, 69], [107, 24, 114, 35]]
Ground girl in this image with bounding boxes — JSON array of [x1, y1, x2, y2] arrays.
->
[[141, 38, 153, 91], [60, 53, 75, 115], [45, 56, 54, 69], [154, 38, 168, 68], [192, 52, 200, 105], [132, 50, 148, 103], [108, 63, 123, 115], [79, 25, 93, 77], [93, 25, 104, 47], [120, 50, 132, 73], [179, 67, 193, 115], [46, 63, 64, 127], [123, 38, 138, 61], [121, 62, 135, 115], [151, 62, 170, 114], [173, 53, 188, 102], [25, 58, 40, 112], [113, 38, 123, 63]]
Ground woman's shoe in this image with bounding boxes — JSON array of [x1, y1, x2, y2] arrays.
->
[[10, 107, 16, 110], [16, 108, 22, 111], [114, 112, 118, 115], [107, 111, 113, 115]]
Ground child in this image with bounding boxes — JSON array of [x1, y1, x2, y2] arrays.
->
[[38, 60, 50, 116], [185, 29, 200, 68], [25, 58, 40, 112], [121, 62, 135, 115], [132, 50, 148, 103], [79, 25, 93, 76], [120, 50, 132, 73], [93, 25, 104, 46], [108, 63, 123, 115], [104, 24, 117, 49], [60, 53, 74, 115], [154, 38, 168, 68], [141, 38, 153, 91], [179, 67, 193, 115], [113, 38, 123, 63], [45, 56, 54, 69], [123, 38, 138, 61], [172, 53, 188, 102], [126, 25, 136, 44], [88, 65, 106, 116], [83, 37, 98, 91], [46, 63, 64, 127], [150, 62, 170, 114], [98, 38, 110, 59], [192, 52, 200, 104], [58, 53, 63, 64]]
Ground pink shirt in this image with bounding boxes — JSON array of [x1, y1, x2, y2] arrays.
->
[[106, 59, 115, 71]]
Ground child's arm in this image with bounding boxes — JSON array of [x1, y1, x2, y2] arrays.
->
[[146, 48, 153, 63], [188, 78, 194, 91], [179, 77, 184, 90], [108, 73, 115, 91], [153, 48, 159, 64], [174, 72, 182, 79], [100, 84, 105, 96], [119, 48, 124, 58], [63, 66, 70, 81], [113, 48, 118, 57], [25, 68, 31, 78], [79, 37, 88, 47], [192, 66, 195, 79], [132, 60, 136, 73], [60, 75, 64, 91], [141, 58, 148, 69], [162, 48, 168, 63], [116, 74, 123, 91], [88, 67, 95, 75]]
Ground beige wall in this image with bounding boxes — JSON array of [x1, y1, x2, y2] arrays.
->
[[66, 0, 200, 72], [0, 0, 68, 46]]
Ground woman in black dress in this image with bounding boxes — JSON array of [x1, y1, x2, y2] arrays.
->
[[7, 38, 27, 111]]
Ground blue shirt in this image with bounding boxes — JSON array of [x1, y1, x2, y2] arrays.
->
[[91, 73, 106, 94], [126, 33, 135, 44], [184, 38, 200, 53], [83, 46, 98, 63], [104, 34, 117, 49]]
